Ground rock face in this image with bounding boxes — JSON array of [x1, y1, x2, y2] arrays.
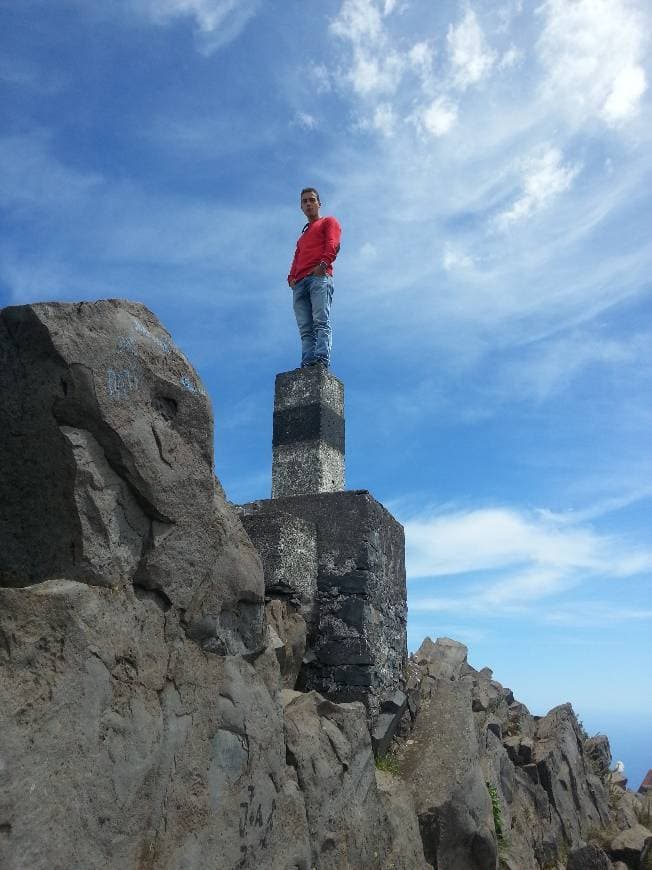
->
[[0, 300, 426, 870], [0, 580, 312, 870], [394, 637, 624, 870], [0, 301, 264, 656], [398, 638, 497, 870], [566, 844, 612, 869]]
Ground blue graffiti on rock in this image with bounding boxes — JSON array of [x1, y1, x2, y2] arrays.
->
[[107, 368, 138, 399]]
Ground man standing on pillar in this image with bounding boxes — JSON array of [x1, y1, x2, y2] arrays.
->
[[287, 188, 342, 369]]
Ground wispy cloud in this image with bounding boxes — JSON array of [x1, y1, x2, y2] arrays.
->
[[496, 145, 581, 228], [417, 96, 458, 137], [78, 0, 261, 54], [330, 0, 405, 96], [490, 329, 652, 403], [447, 8, 496, 90], [404, 504, 652, 618], [537, 0, 648, 126], [294, 111, 319, 130]]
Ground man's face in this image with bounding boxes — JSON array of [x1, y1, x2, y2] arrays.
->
[[301, 191, 320, 221]]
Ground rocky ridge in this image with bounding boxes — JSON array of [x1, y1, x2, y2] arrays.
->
[[0, 300, 649, 870]]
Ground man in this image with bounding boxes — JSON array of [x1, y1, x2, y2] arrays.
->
[[287, 188, 341, 369]]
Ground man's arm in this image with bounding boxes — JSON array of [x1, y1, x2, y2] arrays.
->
[[311, 217, 341, 275], [288, 242, 300, 287]]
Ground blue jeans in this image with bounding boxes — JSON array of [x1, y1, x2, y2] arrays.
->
[[292, 274, 334, 367]]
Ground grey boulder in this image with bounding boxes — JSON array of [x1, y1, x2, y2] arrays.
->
[[0, 300, 265, 656]]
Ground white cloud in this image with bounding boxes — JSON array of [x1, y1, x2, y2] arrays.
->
[[133, 0, 261, 53], [537, 487, 652, 526], [602, 65, 648, 126], [537, 0, 648, 126], [330, 0, 404, 95], [544, 602, 652, 627], [496, 146, 581, 227], [330, 0, 383, 42], [447, 9, 496, 89], [498, 45, 522, 70], [294, 112, 318, 130], [443, 243, 473, 271], [406, 507, 605, 578], [372, 103, 397, 136], [330, 0, 406, 97], [409, 41, 434, 84], [418, 96, 458, 137], [404, 505, 652, 614]]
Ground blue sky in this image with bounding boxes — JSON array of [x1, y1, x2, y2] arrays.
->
[[1, 0, 650, 789]]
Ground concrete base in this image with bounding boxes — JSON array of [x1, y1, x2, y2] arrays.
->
[[240, 490, 407, 725]]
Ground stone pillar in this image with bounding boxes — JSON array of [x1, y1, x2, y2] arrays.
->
[[271, 366, 344, 498], [241, 491, 408, 726]]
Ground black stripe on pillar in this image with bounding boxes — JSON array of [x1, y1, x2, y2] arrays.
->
[[273, 403, 344, 452]]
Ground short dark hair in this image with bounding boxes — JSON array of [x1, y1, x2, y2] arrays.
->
[[300, 187, 321, 205]]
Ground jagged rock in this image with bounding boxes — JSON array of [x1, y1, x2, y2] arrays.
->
[[641, 836, 652, 868], [0, 301, 265, 656], [0, 579, 312, 870], [506, 700, 536, 739], [283, 691, 395, 868], [612, 770, 629, 790], [372, 690, 408, 756], [398, 642, 497, 870], [0, 301, 312, 869], [613, 788, 646, 830], [397, 639, 617, 870], [533, 704, 611, 843], [481, 720, 556, 869], [265, 599, 306, 688], [502, 735, 534, 766], [414, 636, 468, 680], [375, 770, 432, 870], [609, 823, 652, 868], [585, 735, 612, 779], [566, 843, 611, 869]]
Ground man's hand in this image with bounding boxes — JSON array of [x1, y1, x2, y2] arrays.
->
[[312, 260, 328, 276], [289, 279, 296, 288]]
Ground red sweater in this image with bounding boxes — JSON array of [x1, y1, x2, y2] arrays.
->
[[288, 216, 341, 284]]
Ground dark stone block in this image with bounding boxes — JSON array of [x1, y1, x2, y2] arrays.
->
[[273, 403, 344, 453], [337, 596, 366, 628], [332, 665, 374, 687], [381, 690, 408, 715], [318, 569, 373, 593], [372, 711, 401, 757], [316, 638, 373, 666]]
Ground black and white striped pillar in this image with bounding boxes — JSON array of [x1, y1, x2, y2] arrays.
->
[[271, 366, 345, 498]]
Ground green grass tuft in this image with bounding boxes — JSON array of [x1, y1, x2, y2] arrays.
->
[[375, 754, 400, 775]]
